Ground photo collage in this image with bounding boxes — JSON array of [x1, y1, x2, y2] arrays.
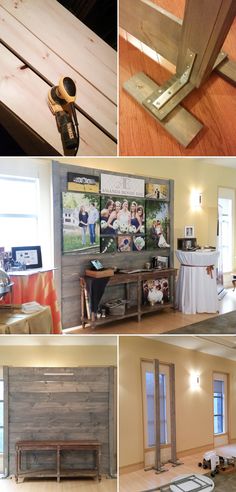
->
[[1, 1, 236, 492]]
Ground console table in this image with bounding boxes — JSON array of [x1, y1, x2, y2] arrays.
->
[[15, 440, 101, 483], [80, 268, 177, 328]]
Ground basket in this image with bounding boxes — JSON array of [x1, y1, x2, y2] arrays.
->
[[104, 299, 126, 316]]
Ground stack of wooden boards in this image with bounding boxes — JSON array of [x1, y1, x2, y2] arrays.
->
[[0, 0, 117, 155]]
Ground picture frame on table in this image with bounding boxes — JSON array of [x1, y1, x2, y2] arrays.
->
[[184, 225, 195, 238], [11, 246, 42, 269]]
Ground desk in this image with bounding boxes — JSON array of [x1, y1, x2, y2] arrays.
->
[[0, 306, 52, 334], [176, 250, 219, 314], [0, 0, 116, 156], [15, 440, 101, 483], [1, 269, 61, 334], [80, 269, 177, 328]]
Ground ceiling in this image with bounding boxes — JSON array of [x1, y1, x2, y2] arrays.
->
[[145, 336, 236, 361], [0, 335, 117, 346], [196, 158, 236, 169]]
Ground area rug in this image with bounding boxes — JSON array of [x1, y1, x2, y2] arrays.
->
[[207, 471, 236, 491], [166, 310, 236, 334]]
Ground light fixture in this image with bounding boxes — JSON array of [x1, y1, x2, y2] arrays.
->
[[191, 190, 202, 209], [190, 372, 200, 390]]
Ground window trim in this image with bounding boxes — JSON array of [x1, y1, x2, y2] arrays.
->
[[141, 360, 171, 450]]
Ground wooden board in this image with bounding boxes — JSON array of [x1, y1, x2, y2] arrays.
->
[[119, 30, 236, 156], [0, 7, 117, 140], [0, 44, 116, 156], [177, 0, 236, 87], [120, 0, 182, 66], [85, 269, 114, 278], [0, 0, 117, 104], [123, 72, 202, 147], [7, 366, 116, 476]]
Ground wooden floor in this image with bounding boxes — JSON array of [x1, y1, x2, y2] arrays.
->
[[0, 477, 116, 492], [119, 1, 236, 156], [120, 451, 206, 492], [120, 445, 236, 492], [67, 289, 236, 335]]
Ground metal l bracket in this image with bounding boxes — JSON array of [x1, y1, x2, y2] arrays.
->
[[143, 49, 196, 120]]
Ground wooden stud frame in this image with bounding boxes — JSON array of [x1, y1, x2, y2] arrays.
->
[[120, 0, 236, 146]]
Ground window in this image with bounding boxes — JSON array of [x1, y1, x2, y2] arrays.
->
[[218, 188, 235, 273], [213, 373, 227, 435], [0, 176, 39, 251], [142, 362, 170, 449]]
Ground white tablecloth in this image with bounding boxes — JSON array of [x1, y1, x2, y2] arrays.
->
[[176, 250, 220, 314]]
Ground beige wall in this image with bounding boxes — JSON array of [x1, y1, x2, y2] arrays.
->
[[57, 157, 236, 270], [0, 345, 117, 367], [119, 336, 236, 468]]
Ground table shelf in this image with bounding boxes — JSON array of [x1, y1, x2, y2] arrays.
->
[[80, 269, 177, 328]]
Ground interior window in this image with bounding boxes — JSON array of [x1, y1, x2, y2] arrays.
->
[[142, 361, 170, 449], [213, 373, 227, 435]]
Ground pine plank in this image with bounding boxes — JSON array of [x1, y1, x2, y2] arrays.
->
[[0, 44, 116, 156], [0, 0, 117, 103], [0, 6, 116, 139], [120, 0, 182, 66]]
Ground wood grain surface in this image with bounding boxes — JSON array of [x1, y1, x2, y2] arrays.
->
[[7, 367, 115, 476], [0, 0, 117, 103], [0, 7, 117, 139], [0, 44, 116, 156], [119, 1, 236, 156]]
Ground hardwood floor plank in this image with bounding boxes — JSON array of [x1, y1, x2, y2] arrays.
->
[[0, 6, 117, 139], [119, 24, 236, 155], [0, 44, 116, 156]]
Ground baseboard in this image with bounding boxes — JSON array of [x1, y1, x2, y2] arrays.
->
[[177, 443, 214, 458], [119, 461, 144, 475], [229, 438, 236, 444], [120, 444, 214, 474]]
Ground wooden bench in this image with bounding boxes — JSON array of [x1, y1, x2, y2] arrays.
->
[[15, 439, 102, 483], [0, 0, 117, 156]]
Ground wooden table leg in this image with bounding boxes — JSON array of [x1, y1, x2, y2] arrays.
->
[[57, 446, 60, 483], [97, 448, 102, 481], [137, 276, 141, 322], [15, 449, 19, 483], [80, 278, 85, 328]]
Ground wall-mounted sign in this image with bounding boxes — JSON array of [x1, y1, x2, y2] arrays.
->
[[101, 173, 145, 197], [67, 173, 99, 193]]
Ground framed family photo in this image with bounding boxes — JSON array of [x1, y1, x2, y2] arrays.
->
[[62, 192, 100, 252]]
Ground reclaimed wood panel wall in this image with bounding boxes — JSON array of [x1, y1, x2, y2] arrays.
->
[[52, 161, 174, 329], [6, 366, 116, 476]]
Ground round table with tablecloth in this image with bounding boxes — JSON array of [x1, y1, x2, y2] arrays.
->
[[0, 268, 61, 333], [175, 250, 220, 315]]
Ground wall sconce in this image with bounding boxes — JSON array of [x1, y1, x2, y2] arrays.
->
[[190, 372, 200, 390], [191, 190, 202, 209]]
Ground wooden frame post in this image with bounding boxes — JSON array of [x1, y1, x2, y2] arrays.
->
[[121, 0, 236, 146], [3, 366, 9, 478], [177, 0, 236, 88]]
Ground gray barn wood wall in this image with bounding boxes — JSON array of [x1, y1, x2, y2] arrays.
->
[[52, 161, 174, 328], [6, 366, 116, 476]]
